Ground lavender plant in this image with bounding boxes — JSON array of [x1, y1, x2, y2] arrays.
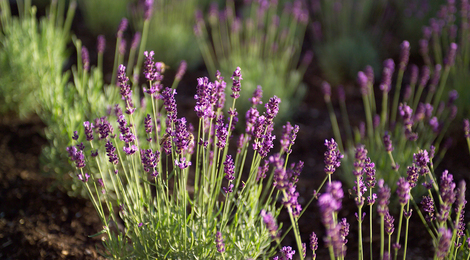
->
[[195, 0, 311, 122], [323, 40, 458, 203], [67, 62, 309, 258], [0, 0, 74, 118], [310, 139, 469, 260], [420, 0, 470, 119], [130, 0, 204, 71], [39, 19, 158, 197], [309, 0, 391, 85], [77, 0, 130, 36]]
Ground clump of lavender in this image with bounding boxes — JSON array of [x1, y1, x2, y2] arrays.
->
[[324, 39, 458, 209], [195, 0, 310, 122], [67, 63, 306, 259]]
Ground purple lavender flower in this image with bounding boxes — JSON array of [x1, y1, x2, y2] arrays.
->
[[419, 65, 430, 87], [455, 181, 466, 238], [310, 232, 318, 258], [270, 154, 288, 190], [98, 178, 105, 194], [280, 246, 295, 260], [265, 96, 281, 123], [117, 18, 128, 38], [105, 141, 119, 165], [321, 81, 331, 100], [174, 157, 191, 169], [97, 35, 106, 54], [413, 149, 429, 170], [161, 87, 178, 123], [260, 209, 279, 240], [396, 177, 411, 205], [383, 133, 393, 152], [256, 132, 275, 158], [364, 158, 376, 188], [143, 0, 154, 20], [384, 210, 395, 235], [131, 32, 141, 50], [123, 144, 137, 155], [83, 121, 94, 141], [380, 59, 395, 92], [175, 60, 187, 82], [358, 71, 369, 95], [214, 71, 226, 109], [365, 65, 374, 85], [77, 172, 90, 183], [144, 114, 153, 135], [250, 85, 263, 106], [437, 170, 456, 223], [429, 64, 442, 92], [95, 117, 114, 140], [117, 115, 136, 144], [72, 131, 79, 141], [216, 116, 228, 149], [399, 40, 410, 71], [421, 195, 436, 222], [436, 228, 452, 259], [377, 179, 391, 216], [406, 165, 419, 188], [67, 145, 86, 168], [464, 119, 470, 138], [257, 159, 269, 181], [324, 138, 343, 175], [141, 148, 160, 177], [143, 51, 164, 83], [339, 218, 349, 246], [117, 65, 135, 114], [445, 43, 458, 67], [223, 183, 234, 193], [429, 116, 439, 133], [280, 122, 296, 154], [353, 145, 367, 176], [194, 77, 216, 120], [223, 155, 235, 181], [215, 231, 225, 253], [76, 142, 85, 151], [81, 46, 89, 72], [318, 181, 345, 257], [230, 67, 242, 99], [245, 107, 259, 135], [283, 183, 302, 217], [119, 39, 126, 56]]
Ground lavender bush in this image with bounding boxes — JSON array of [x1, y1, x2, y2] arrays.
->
[[0, 0, 74, 118], [195, 0, 311, 122], [420, 0, 470, 119], [77, 0, 130, 37], [67, 61, 310, 258], [131, 0, 204, 71], [323, 40, 458, 204], [309, 0, 392, 85]]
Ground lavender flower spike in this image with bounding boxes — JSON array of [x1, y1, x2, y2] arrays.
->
[[399, 40, 410, 71], [464, 119, 470, 138], [324, 138, 343, 175], [435, 228, 452, 259], [396, 177, 411, 205], [215, 231, 225, 253], [230, 67, 242, 99], [97, 35, 106, 54], [81, 46, 89, 72], [260, 209, 279, 240]]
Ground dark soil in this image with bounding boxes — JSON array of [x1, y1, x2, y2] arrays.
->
[[0, 116, 105, 260]]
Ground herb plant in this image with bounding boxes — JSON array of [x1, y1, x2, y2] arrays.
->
[[195, 0, 311, 122], [323, 40, 458, 203]]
